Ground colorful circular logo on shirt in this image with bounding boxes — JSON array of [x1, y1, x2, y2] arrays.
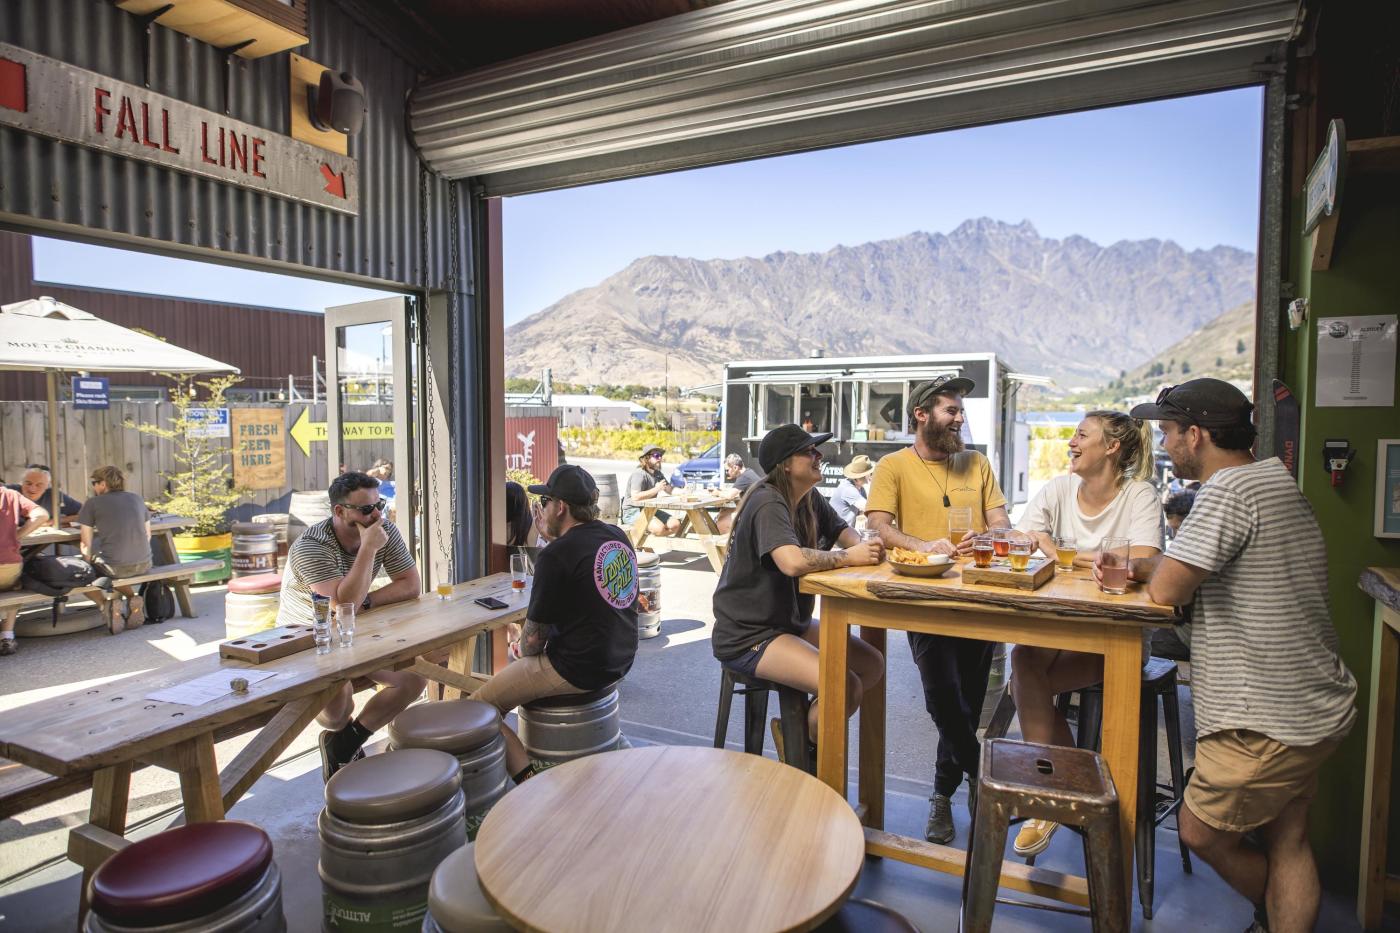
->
[[593, 540, 638, 609]]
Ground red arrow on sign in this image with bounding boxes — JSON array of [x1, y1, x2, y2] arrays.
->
[[320, 163, 346, 199]]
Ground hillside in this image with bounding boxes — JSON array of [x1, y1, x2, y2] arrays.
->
[[504, 218, 1255, 388], [1120, 301, 1254, 391]]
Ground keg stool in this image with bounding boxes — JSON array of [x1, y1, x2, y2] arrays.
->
[[420, 843, 510, 933], [320, 748, 467, 931], [961, 739, 1127, 933], [1053, 656, 1191, 918], [712, 668, 812, 773], [86, 821, 284, 932], [518, 683, 622, 764], [223, 572, 283, 640], [389, 700, 510, 818], [813, 897, 920, 932]]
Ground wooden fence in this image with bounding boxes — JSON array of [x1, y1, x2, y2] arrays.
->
[[0, 402, 393, 522]]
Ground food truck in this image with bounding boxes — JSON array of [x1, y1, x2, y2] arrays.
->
[[720, 353, 1044, 505]]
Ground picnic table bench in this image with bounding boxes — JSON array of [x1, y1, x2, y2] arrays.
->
[[626, 492, 735, 574]]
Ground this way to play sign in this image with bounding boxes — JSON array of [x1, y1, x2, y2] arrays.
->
[[290, 407, 393, 456]]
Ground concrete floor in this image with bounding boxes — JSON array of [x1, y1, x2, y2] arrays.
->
[[0, 512, 1383, 932]]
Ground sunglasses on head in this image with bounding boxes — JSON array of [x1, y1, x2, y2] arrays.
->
[[341, 498, 387, 516]]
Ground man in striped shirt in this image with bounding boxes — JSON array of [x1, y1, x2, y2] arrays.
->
[[280, 471, 424, 780], [1110, 379, 1355, 933]]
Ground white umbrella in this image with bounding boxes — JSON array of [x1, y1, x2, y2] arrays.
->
[[0, 296, 239, 525]]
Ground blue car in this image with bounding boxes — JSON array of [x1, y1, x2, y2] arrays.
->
[[677, 441, 721, 487]]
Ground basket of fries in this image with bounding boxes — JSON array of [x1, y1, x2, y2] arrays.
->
[[888, 546, 956, 578]]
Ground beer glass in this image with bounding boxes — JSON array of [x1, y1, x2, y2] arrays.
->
[[972, 535, 994, 568], [1008, 534, 1032, 571], [510, 553, 529, 593], [991, 527, 1011, 560], [947, 507, 972, 549], [334, 603, 355, 649], [1099, 537, 1131, 595], [1055, 536, 1078, 572]]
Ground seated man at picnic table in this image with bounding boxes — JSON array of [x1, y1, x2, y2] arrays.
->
[[77, 465, 152, 633], [6, 464, 82, 526], [278, 470, 425, 781], [0, 486, 50, 657], [623, 445, 682, 538], [473, 465, 639, 784]]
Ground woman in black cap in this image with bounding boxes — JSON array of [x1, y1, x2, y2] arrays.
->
[[711, 424, 885, 760]]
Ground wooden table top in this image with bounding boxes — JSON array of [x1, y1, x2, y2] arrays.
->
[[0, 575, 526, 776], [629, 493, 735, 509], [24, 513, 190, 545], [475, 746, 865, 933], [1361, 567, 1400, 615], [800, 560, 1175, 626]]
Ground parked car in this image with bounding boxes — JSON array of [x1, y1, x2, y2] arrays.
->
[[677, 441, 721, 487]]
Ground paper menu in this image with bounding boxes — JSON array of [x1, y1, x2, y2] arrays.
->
[[1316, 315, 1397, 407], [145, 669, 277, 706]]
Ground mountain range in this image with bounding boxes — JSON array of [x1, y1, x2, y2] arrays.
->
[[504, 218, 1256, 389]]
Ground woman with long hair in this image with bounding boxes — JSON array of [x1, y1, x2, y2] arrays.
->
[[1008, 411, 1165, 857], [711, 425, 885, 761], [505, 481, 535, 548]]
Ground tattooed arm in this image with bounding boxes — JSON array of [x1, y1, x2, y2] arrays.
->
[[516, 617, 546, 657], [768, 542, 882, 577]]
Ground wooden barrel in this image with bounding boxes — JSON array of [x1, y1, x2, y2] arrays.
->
[[288, 491, 331, 543], [594, 473, 620, 523], [250, 513, 290, 571]]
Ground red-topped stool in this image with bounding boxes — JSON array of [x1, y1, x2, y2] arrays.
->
[[224, 572, 283, 640], [86, 821, 284, 932]]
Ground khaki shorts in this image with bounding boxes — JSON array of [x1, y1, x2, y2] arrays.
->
[[1185, 729, 1340, 833], [471, 652, 585, 714], [0, 563, 20, 591]]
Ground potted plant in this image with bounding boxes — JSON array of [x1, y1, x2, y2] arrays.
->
[[135, 374, 249, 583]]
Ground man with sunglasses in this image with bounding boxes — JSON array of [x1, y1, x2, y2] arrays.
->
[[280, 471, 424, 780], [623, 445, 682, 538], [1122, 378, 1355, 933], [865, 374, 1011, 844]]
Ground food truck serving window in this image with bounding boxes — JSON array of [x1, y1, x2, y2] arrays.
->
[[763, 384, 795, 431]]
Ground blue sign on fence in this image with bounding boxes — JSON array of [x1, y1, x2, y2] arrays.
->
[[187, 407, 231, 438], [72, 376, 109, 410]]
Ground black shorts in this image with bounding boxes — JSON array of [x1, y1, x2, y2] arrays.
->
[[719, 637, 776, 678]]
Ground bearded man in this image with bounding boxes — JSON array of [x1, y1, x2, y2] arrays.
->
[[866, 375, 1011, 845]]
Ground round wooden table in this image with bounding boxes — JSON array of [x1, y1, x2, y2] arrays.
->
[[474, 746, 865, 933]]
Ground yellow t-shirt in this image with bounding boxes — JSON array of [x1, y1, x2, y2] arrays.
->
[[865, 447, 1007, 542]]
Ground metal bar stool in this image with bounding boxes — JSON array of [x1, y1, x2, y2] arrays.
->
[[713, 668, 812, 773], [961, 738, 1127, 933], [1056, 656, 1192, 918]]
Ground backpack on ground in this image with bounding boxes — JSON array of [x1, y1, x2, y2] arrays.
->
[[21, 554, 100, 597], [140, 579, 177, 624]]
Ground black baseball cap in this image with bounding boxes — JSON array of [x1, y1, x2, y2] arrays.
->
[[758, 425, 834, 473], [1130, 378, 1254, 428], [528, 465, 598, 506], [907, 374, 976, 418]]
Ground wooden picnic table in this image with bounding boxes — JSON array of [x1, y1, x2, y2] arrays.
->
[[476, 746, 865, 932], [800, 559, 1175, 922], [626, 493, 735, 573], [0, 573, 525, 921], [23, 513, 200, 615]]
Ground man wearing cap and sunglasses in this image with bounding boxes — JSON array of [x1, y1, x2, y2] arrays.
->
[[474, 465, 640, 784], [280, 470, 424, 781], [1114, 378, 1355, 933], [865, 374, 1011, 844], [623, 445, 683, 538]]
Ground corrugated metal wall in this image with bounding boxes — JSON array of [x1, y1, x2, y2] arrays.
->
[[0, 0, 458, 292], [0, 232, 323, 400]]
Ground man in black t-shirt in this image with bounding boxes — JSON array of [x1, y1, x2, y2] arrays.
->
[[473, 465, 640, 783]]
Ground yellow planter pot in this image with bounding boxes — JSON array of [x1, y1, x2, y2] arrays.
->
[[174, 533, 233, 551], [174, 533, 233, 583]]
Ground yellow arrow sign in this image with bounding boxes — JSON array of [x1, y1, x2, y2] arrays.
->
[[290, 408, 394, 457]]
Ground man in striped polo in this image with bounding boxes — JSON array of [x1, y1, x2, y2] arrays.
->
[[279, 471, 425, 781], [1112, 379, 1355, 933]]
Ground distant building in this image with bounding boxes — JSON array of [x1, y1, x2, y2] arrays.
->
[[553, 394, 648, 428]]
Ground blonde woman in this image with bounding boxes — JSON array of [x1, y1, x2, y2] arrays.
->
[[1009, 411, 1164, 857]]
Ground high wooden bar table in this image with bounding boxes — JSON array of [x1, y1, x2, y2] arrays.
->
[[0, 574, 524, 922], [1359, 566, 1400, 929], [800, 561, 1175, 920]]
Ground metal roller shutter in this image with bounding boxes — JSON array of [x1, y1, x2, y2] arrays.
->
[[409, 0, 1298, 195]]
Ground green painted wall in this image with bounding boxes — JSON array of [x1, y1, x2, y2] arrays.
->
[[1284, 173, 1400, 890]]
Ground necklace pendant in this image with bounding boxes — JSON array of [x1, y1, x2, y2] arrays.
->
[[943, 494, 951, 507]]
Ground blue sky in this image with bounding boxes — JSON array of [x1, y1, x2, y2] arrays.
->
[[32, 87, 1262, 326]]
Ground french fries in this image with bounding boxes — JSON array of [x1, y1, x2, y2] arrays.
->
[[890, 547, 930, 564]]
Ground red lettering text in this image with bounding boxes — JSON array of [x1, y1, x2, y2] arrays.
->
[[200, 122, 217, 164], [251, 137, 266, 177], [227, 131, 246, 172], [114, 96, 137, 140], [139, 102, 158, 149], [160, 108, 178, 154], [93, 87, 110, 134]]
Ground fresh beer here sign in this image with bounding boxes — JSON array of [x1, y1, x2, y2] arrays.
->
[[0, 43, 358, 214]]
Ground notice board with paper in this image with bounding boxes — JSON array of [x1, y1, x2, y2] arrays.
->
[[1315, 315, 1397, 407], [232, 408, 287, 490]]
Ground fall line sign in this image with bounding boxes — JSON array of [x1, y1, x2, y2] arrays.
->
[[0, 43, 359, 214]]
